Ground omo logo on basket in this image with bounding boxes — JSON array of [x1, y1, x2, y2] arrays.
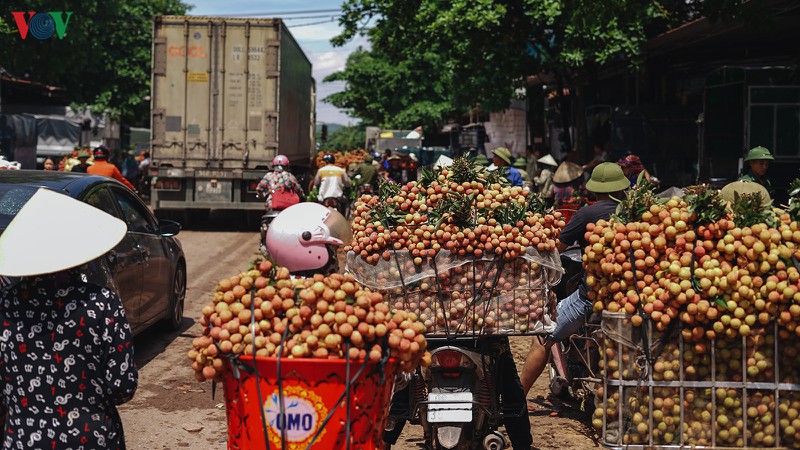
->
[[264, 388, 327, 446]]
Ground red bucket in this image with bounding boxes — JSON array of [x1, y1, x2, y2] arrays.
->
[[222, 356, 399, 450]]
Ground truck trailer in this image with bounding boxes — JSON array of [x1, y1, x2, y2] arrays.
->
[[149, 16, 315, 216]]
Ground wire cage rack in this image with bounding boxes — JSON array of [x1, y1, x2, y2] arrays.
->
[[599, 312, 800, 449]]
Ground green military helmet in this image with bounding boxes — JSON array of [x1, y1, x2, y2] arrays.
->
[[512, 157, 527, 168], [472, 154, 489, 166], [744, 146, 774, 162]]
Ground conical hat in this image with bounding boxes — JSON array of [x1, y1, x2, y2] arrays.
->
[[553, 162, 583, 183], [0, 188, 127, 277], [720, 180, 772, 207], [537, 154, 558, 167]]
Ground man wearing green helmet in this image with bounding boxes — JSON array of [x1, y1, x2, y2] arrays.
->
[[520, 162, 630, 397], [738, 146, 774, 197]]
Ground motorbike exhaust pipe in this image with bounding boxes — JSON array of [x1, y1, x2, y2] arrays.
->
[[483, 431, 506, 450]]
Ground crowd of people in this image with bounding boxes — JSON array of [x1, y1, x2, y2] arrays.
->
[[35, 145, 151, 195]]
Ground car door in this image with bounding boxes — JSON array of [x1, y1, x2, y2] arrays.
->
[[82, 185, 144, 328], [109, 186, 172, 326]]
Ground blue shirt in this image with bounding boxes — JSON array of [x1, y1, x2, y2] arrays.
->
[[506, 167, 523, 187]]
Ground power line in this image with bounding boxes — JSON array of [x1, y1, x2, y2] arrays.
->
[[207, 9, 342, 18], [287, 19, 340, 28], [282, 14, 342, 20]]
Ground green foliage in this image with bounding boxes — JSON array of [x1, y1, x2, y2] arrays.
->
[[329, 0, 747, 127], [684, 185, 727, 224], [612, 181, 663, 223], [324, 48, 453, 129], [0, 0, 190, 125], [319, 124, 367, 152], [731, 192, 775, 228], [788, 179, 800, 222]]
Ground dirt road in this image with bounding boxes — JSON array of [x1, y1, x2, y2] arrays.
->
[[119, 227, 599, 449], [119, 229, 260, 449]]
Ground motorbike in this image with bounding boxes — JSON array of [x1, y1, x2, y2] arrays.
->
[[322, 196, 349, 217], [386, 337, 517, 450], [547, 247, 602, 407]]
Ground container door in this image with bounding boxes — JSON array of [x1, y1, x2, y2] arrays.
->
[[216, 20, 280, 170], [152, 18, 214, 168]]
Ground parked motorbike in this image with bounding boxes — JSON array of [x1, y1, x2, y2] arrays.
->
[[548, 247, 601, 406], [386, 337, 519, 450]]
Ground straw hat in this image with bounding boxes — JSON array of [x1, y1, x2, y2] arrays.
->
[[537, 154, 558, 167], [553, 162, 583, 183], [492, 147, 512, 165], [0, 189, 127, 277], [720, 180, 771, 206], [586, 162, 630, 194]]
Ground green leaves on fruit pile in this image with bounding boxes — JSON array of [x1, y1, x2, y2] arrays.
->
[[731, 192, 776, 228], [684, 185, 727, 225], [612, 181, 663, 224]]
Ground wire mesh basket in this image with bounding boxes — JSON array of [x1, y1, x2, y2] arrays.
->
[[598, 312, 800, 449], [346, 248, 563, 337]]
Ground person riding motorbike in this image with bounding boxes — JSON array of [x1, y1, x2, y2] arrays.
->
[[353, 154, 379, 194], [86, 146, 137, 191], [256, 155, 304, 212], [520, 162, 630, 396], [263, 202, 351, 276], [314, 153, 351, 212]]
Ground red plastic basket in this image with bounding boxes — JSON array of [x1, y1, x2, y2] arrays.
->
[[556, 203, 580, 224], [222, 356, 399, 450]]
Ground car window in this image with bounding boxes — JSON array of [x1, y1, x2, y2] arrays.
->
[[84, 187, 122, 219], [0, 185, 38, 230], [110, 188, 155, 233]]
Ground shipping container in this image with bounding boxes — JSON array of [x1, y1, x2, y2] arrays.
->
[[149, 16, 315, 212]]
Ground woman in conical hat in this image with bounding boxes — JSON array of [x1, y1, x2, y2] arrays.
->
[[533, 154, 558, 200], [552, 161, 584, 204], [0, 189, 138, 449]]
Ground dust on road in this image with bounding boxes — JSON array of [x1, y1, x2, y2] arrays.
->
[[119, 228, 598, 449]]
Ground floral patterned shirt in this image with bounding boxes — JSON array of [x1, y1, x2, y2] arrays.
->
[[0, 276, 137, 450], [256, 168, 304, 210]]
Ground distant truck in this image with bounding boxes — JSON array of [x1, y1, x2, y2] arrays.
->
[[149, 16, 315, 217], [365, 127, 423, 155]]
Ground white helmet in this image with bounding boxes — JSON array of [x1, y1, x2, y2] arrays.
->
[[265, 202, 352, 275]]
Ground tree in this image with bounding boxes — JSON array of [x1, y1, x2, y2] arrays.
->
[[324, 48, 453, 130], [328, 0, 738, 131], [0, 0, 190, 125], [319, 124, 367, 152]]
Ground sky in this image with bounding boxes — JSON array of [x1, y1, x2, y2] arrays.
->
[[188, 0, 367, 125]]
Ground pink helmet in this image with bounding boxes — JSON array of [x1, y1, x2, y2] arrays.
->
[[265, 202, 352, 274], [273, 155, 290, 167]]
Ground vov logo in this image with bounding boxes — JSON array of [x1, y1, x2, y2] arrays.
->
[[10, 12, 73, 40]]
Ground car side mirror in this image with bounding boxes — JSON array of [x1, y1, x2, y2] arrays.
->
[[159, 219, 181, 237]]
